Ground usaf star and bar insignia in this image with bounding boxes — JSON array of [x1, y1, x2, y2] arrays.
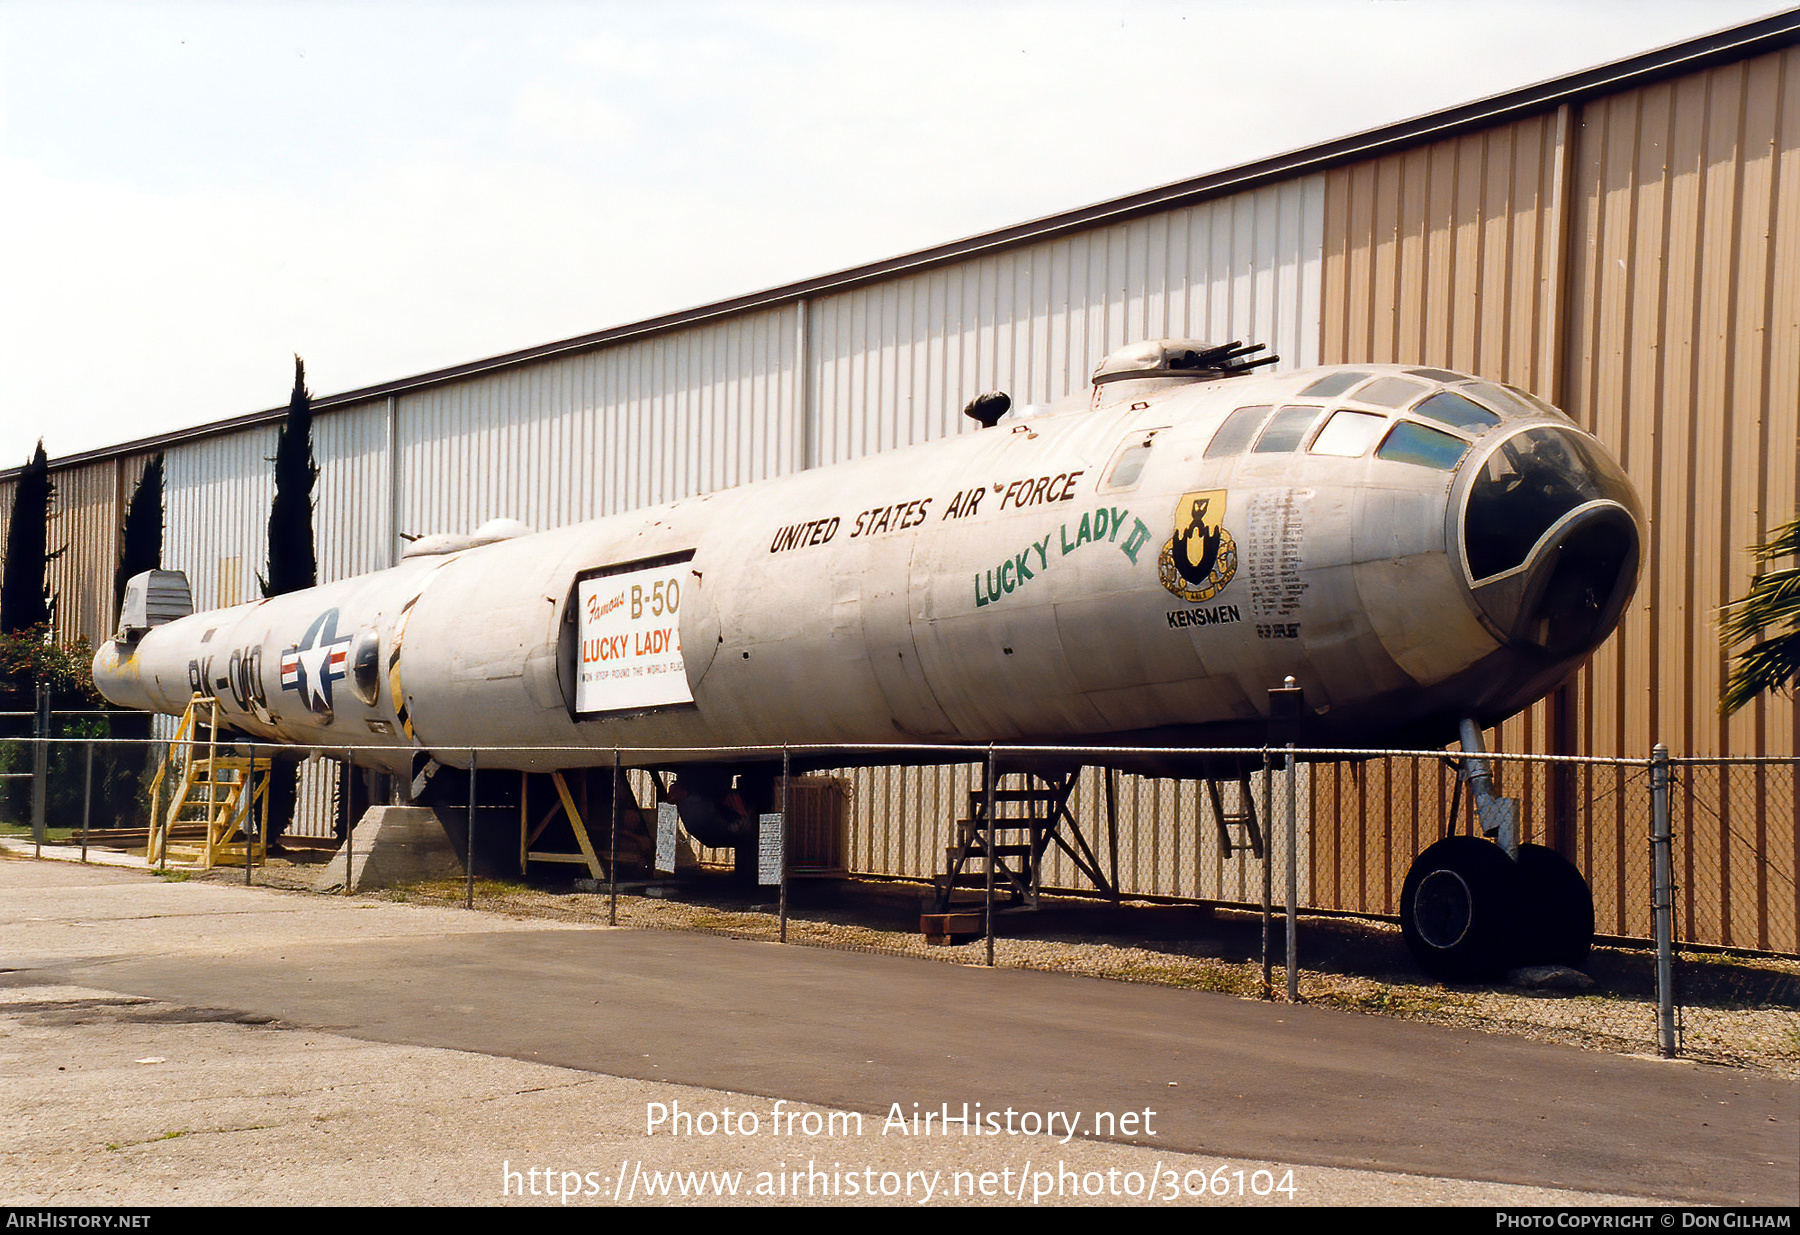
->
[[279, 609, 354, 717]]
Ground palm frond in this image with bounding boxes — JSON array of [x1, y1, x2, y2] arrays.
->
[[1720, 516, 1800, 714]]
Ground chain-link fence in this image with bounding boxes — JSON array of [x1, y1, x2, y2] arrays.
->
[[1668, 758, 1798, 955], [5, 715, 1796, 1062], [3, 721, 1794, 957]]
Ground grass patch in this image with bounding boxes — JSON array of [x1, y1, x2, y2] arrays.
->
[[0, 824, 81, 843], [1335, 986, 1456, 1016]]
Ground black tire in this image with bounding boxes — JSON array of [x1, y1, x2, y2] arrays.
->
[[1514, 842, 1594, 968], [1400, 836, 1520, 981]]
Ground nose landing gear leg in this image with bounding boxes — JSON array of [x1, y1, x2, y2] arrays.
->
[[1400, 721, 1593, 979]]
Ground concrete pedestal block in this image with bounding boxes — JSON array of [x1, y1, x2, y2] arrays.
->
[[314, 806, 464, 893]]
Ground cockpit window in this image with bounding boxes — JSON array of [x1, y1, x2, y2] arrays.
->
[[1377, 421, 1469, 470], [1459, 381, 1538, 420], [1505, 383, 1576, 423], [1203, 405, 1271, 458], [1407, 367, 1466, 383], [1299, 371, 1370, 398], [1309, 409, 1387, 457], [1415, 391, 1502, 433], [1354, 376, 1431, 408], [1463, 427, 1639, 579], [1251, 406, 1323, 454]]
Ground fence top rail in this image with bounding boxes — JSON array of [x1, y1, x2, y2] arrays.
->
[[4, 708, 1792, 765], [0, 734, 1704, 768]]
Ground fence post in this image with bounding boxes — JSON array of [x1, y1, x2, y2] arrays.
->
[[242, 745, 253, 886], [1260, 747, 1273, 1000], [342, 749, 353, 895], [465, 750, 476, 911], [1269, 677, 1304, 1002], [609, 751, 620, 927], [779, 747, 790, 944], [81, 737, 93, 863], [1650, 742, 1677, 1058], [31, 682, 49, 853], [984, 745, 996, 969], [1286, 739, 1299, 1003]]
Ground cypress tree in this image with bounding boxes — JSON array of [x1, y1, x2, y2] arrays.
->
[[1, 441, 54, 635], [0, 442, 55, 814], [113, 454, 165, 626], [260, 358, 318, 848], [261, 357, 317, 597], [108, 454, 166, 825]]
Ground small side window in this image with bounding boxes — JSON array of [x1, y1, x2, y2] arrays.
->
[[1101, 428, 1164, 491], [1203, 406, 1271, 459], [350, 629, 382, 706]]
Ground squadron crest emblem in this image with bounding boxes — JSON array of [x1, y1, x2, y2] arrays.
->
[[1159, 489, 1237, 603]]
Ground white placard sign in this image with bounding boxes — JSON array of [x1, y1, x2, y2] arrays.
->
[[576, 560, 694, 714], [655, 802, 679, 874], [758, 813, 783, 886]]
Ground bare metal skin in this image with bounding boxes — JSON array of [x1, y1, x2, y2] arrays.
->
[[94, 344, 1642, 780]]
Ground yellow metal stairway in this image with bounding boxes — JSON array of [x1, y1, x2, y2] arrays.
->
[[148, 695, 271, 869]]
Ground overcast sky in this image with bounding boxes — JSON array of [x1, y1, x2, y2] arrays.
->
[[0, 0, 1787, 468]]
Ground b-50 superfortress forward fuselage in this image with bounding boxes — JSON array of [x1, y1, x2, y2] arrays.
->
[[95, 340, 1644, 977]]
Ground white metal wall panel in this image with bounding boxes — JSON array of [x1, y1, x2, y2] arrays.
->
[[809, 178, 1325, 466], [162, 427, 278, 612], [313, 398, 392, 581], [393, 305, 798, 542]]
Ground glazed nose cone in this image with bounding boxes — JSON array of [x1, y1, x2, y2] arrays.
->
[[1458, 425, 1643, 660]]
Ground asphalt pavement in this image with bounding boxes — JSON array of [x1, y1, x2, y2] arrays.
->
[[2, 851, 1793, 1207]]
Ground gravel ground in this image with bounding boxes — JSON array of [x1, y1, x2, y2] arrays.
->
[[182, 850, 1800, 1082]]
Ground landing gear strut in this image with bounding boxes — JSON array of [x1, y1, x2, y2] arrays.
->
[[1399, 721, 1594, 980]]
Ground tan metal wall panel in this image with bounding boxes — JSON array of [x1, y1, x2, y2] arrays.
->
[[1322, 110, 1565, 387], [43, 458, 121, 647], [1316, 111, 1574, 914], [0, 451, 165, 650], [1565, 47, 1800, 768], [1317, 46, 1799, 950]]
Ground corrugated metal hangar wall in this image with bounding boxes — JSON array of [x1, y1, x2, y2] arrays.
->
[[4, 16, 1796, 950]]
